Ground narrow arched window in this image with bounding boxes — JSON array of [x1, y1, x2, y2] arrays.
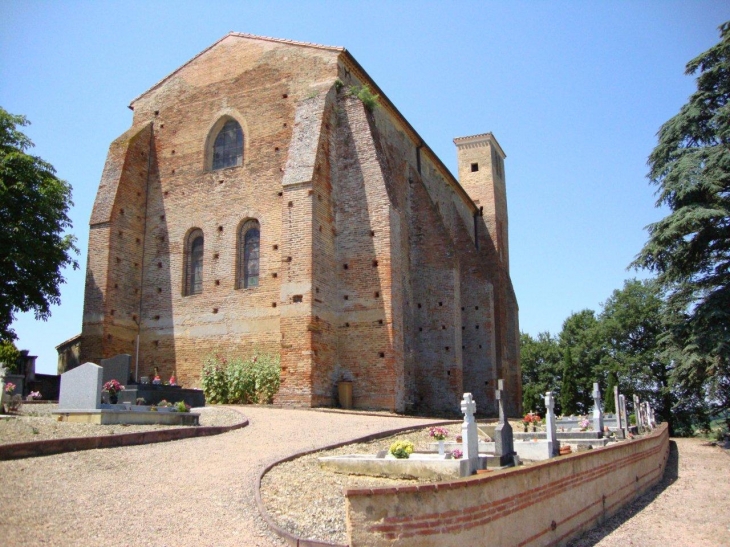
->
[[212, 119, 243, 170], [238, 220, 260, 289], [185, 229, 204, 295]]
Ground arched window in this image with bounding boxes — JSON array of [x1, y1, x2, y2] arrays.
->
[[212, 119, 243, 170], [185, 229, 204, 295], [238, 220, 260, 289]]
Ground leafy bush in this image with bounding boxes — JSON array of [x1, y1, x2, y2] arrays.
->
[[389, 440, 414, 459], [347, 84, 379, 111], [201, 354, 229, 404], [201, 351, 280, 404]]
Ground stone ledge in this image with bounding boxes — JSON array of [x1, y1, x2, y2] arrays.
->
[[0, 408, 248, 461]]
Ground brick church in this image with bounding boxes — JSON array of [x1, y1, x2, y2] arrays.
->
[[79, 33, 521, 416]]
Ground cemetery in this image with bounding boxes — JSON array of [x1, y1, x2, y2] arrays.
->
[[258, 380, 670, 547]]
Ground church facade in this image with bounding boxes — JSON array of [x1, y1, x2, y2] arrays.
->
[[80, 33, 521, 415]]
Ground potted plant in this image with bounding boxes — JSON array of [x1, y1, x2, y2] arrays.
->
[[103, 379, 125, 404]]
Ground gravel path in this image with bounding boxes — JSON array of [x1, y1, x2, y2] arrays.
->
[[2, 407, 727, 547], [568, 437, 730, 547], [0, 406, 440, 547]]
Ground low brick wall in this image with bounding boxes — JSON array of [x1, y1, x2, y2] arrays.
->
[[345, 423, 669, 546]]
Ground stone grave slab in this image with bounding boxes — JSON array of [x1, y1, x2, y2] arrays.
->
[[58, 363, 103, 410]]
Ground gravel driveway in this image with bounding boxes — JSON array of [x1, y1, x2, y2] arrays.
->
[[0, 406, 439, 547], [1, 408, 728, 547]]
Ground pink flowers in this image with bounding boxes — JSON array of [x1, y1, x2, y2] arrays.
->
[[452, 449, 463, 459], [4, 382, 16, 394], [103, 379, 125, 395], [429, 427, 449, 441]]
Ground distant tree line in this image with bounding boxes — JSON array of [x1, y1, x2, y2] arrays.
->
[[523, 22, 730, 437]]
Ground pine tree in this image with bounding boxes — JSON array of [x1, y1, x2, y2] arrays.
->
[[560, 347, 578, 415]]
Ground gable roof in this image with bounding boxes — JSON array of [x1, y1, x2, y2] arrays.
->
[[129, 32, 344, 108]]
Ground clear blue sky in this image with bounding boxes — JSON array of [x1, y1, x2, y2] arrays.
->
[[1, 1, 728, 375]]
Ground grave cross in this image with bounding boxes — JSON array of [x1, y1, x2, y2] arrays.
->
[[544, 391, 558, 456], [460, 393, 479, 474], [592, 382, 604, 434], [495, 379, 505, 423]]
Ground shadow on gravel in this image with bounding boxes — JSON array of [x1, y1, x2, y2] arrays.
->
[[567, 440, 679, 547]]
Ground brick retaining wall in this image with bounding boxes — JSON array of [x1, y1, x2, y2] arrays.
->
[[345, 423, 669, 546]]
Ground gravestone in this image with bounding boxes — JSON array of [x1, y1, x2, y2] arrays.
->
[[461, 393, 479, 475], [643, 402, 654, 430], [100, 354, 131, 386], [494, 379, 515, 466], [633, 394, 643, 432], [619, 394, 629, 438], [58, 362, 103, 410], [614, 386, 622, 437], [592, 382, 604, 434], [544, 391, 559, 457]]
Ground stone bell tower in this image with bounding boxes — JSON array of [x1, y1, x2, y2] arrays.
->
[[453, 133, 509, 269]]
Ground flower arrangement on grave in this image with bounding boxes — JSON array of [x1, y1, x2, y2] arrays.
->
[[451, 449, 463, 459], [522, 412, 541, 432], [103, 379, 124, 404], [4, 382, 16, 394], [169, 372, 177, 386], [429, 427, 448, 441], [389, 440, 414, 459], [579, 418, 591, 431], [157, 399, 171, 408], [175, 400, 191, 413], [26, 391, 42, 401]]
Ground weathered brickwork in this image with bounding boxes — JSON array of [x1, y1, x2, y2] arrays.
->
[[79, 33, 521, 415]]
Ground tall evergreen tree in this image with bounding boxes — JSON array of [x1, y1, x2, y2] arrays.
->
[[632, 23, 730, 423], [560, 346, 578, 415], [604, 371, 617, 414]]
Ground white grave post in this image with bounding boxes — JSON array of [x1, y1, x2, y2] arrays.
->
[[644, 403, 653, 430], [619, 394, 629, 438], [592, 382, 604, 434], [633, 394, 642, 432], [544, 391, 558, 457], [461, 393, 479, 475], [614, 385, 622, 430]]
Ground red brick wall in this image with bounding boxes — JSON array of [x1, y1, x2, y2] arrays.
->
[[81, 34, 521, 413]]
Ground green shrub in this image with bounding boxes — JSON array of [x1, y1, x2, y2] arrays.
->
[[201, 351, 281, 404], [347, 84, 379, 111], [201, 354, 229, 404], [226, 357, 256, 404]]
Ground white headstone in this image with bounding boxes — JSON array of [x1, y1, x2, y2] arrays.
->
[[544, 391, 558, 456], [461, 393, 479, 474], [58, 362, 103, 410], [592, 382, 604, 434], [633, 394, 642, 431]]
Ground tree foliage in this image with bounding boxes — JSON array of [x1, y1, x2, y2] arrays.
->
[[0, 107, 78, 341], [632, 22, 730, 422], [520, 332, 561, 415]]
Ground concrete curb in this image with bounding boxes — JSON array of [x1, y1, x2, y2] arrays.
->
[[254, 419, 457, 547], [0, 408, 249, 461]]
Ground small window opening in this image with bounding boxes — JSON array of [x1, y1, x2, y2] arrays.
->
[[471, 163, 479, 172]]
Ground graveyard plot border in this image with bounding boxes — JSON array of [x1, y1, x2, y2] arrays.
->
[[0, 407, 249, 460], [255, 420, 457, 547]]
